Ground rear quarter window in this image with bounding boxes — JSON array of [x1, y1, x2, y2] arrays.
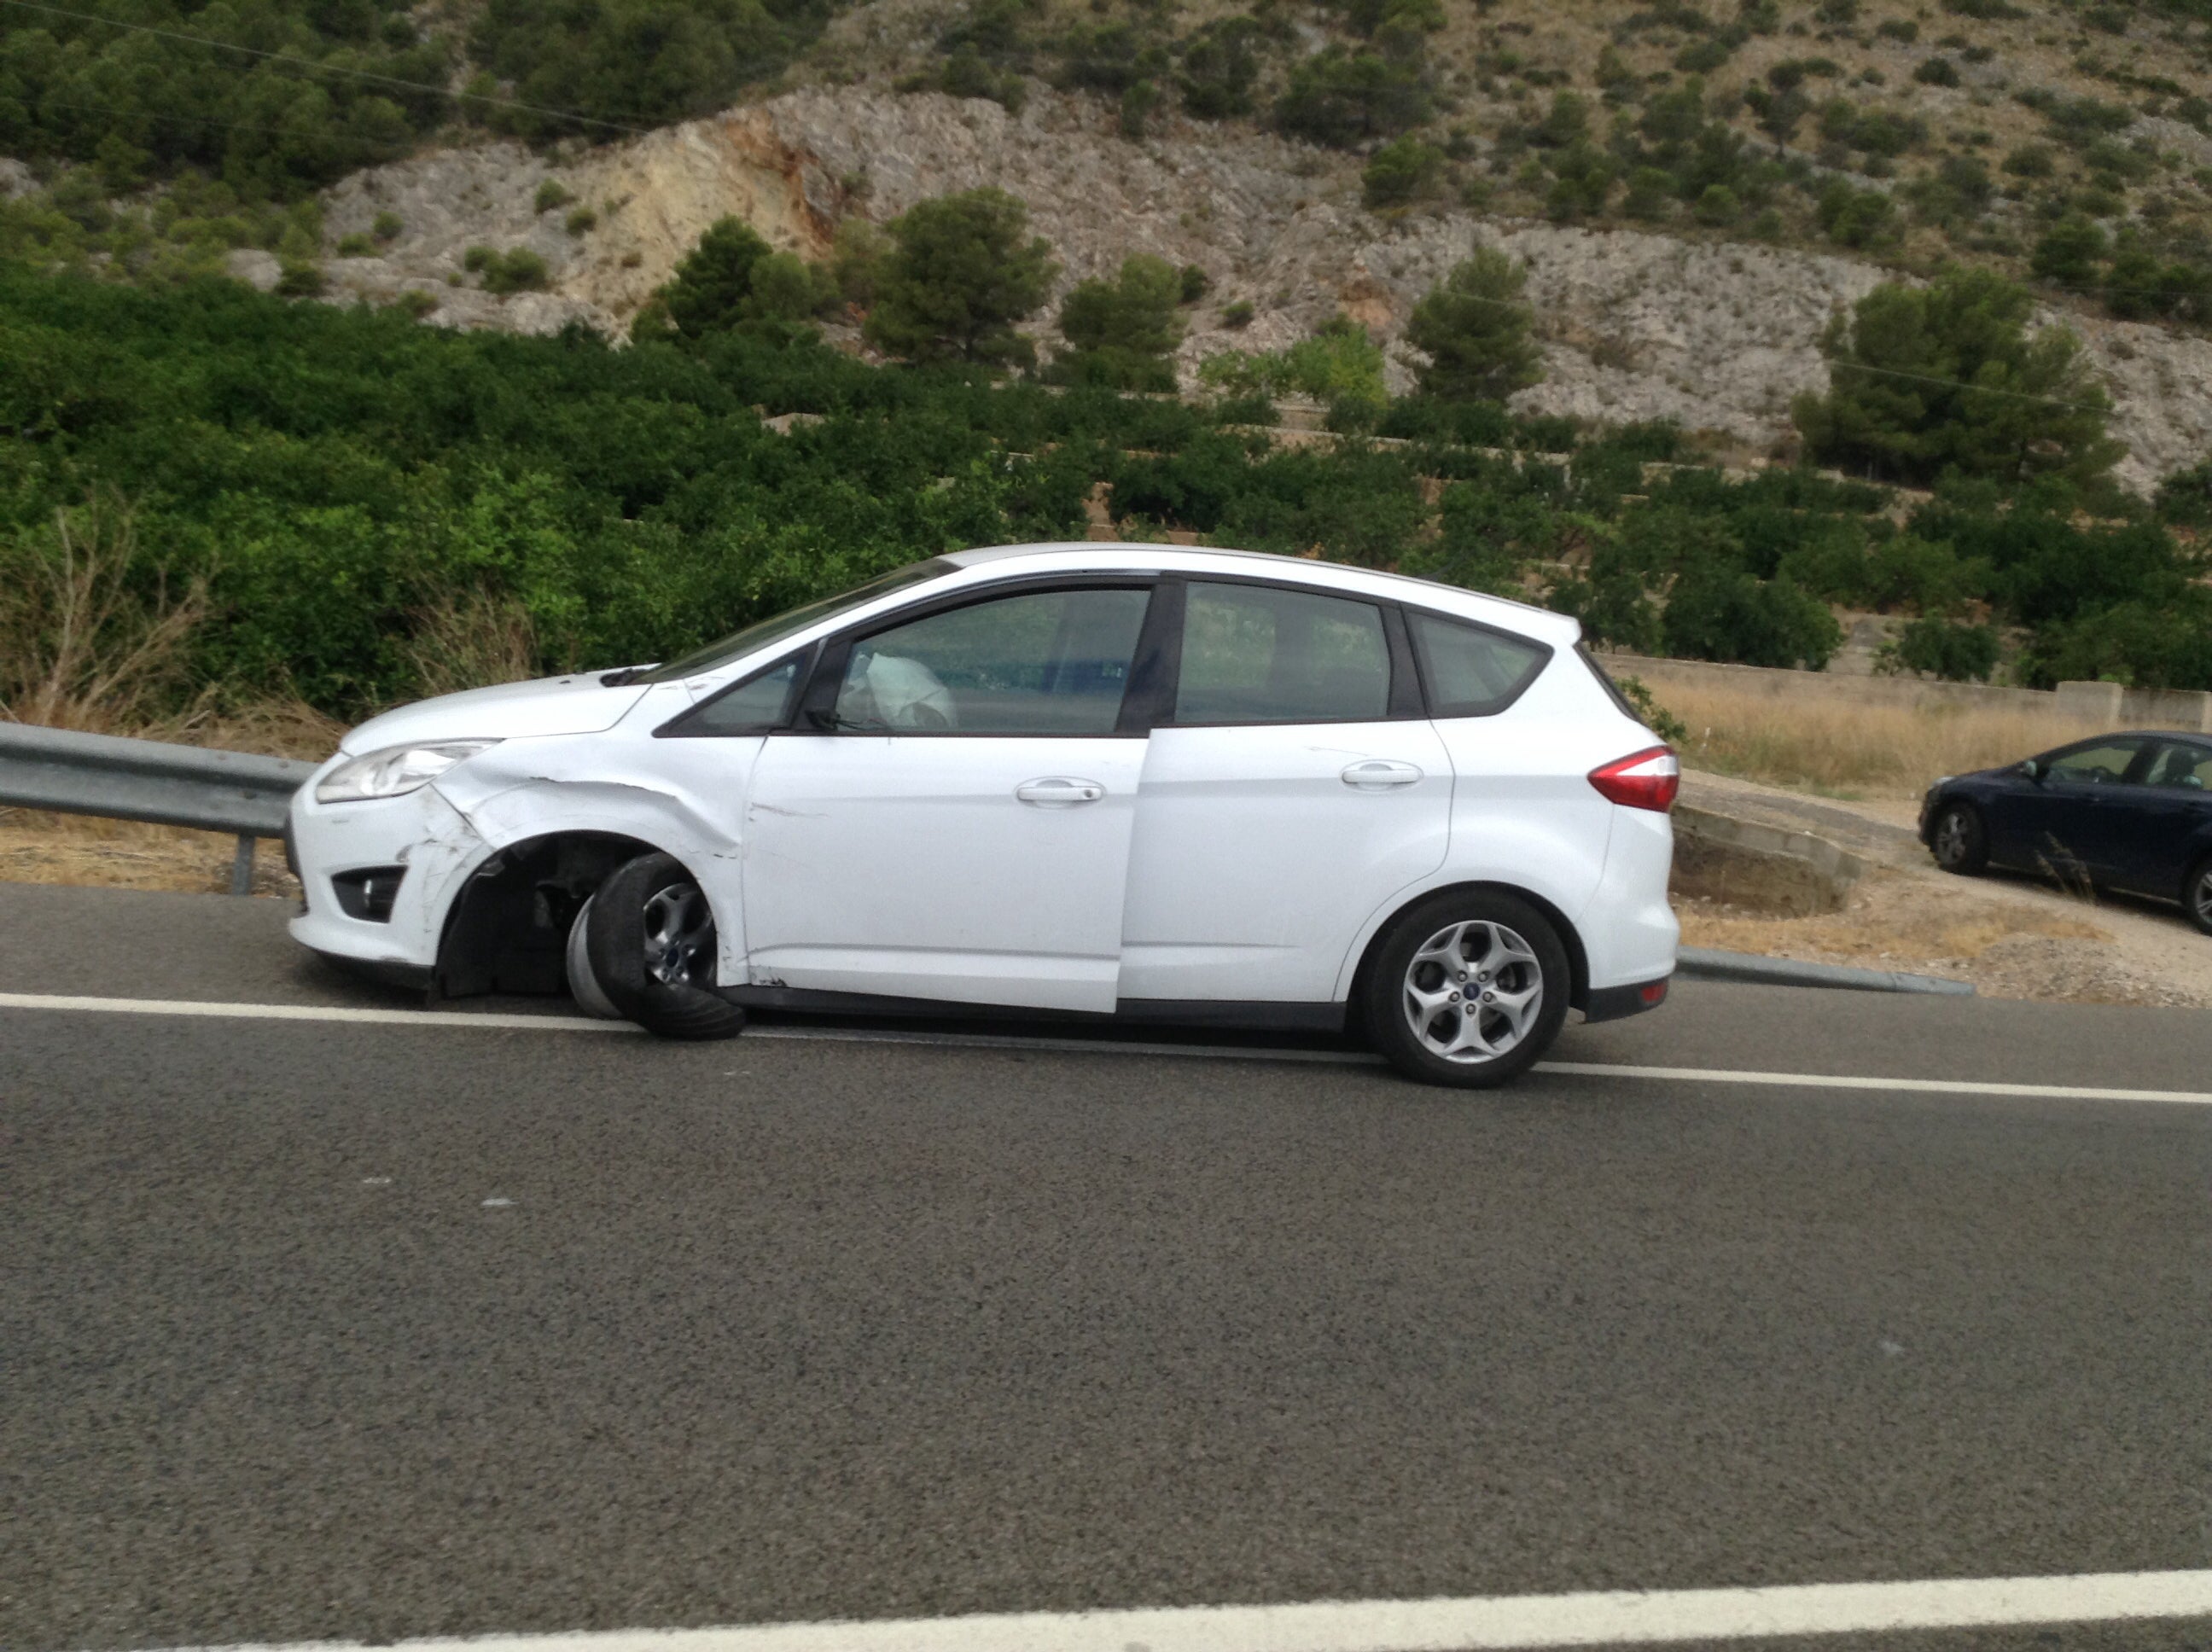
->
[[1406, 610, 1551, 718]]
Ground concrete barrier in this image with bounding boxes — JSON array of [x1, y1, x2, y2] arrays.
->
[[1602, 652, 2212, 732]]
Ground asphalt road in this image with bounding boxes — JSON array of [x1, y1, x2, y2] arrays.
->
[[3, 883, 2209, 1652]]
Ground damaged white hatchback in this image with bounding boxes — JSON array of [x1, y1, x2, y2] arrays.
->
[[288, 544, 1679, 1087]]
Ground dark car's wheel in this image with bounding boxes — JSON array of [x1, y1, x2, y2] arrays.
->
[[1930, 801, 1988, 875], [582, 852, 747, 1040], [1363, 890, 1570, 1090], [2186, 856, 2212, 938]]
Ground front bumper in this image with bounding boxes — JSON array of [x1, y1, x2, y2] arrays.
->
[[287, 776, 494, 973]]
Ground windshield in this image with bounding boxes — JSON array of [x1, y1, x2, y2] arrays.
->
[[639, 559, 956, 683]]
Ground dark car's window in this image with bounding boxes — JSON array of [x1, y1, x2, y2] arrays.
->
[[1410, 611, 1551, 718], [2046, 740, 2145, 783], [664, 654, 805, 736], [2145, 742, 2212, 790], [834, 586, 1150, 735], [1174, 582, 1391, 724]]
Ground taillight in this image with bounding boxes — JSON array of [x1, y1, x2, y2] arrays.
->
[[1589, 746, 1679, 812]]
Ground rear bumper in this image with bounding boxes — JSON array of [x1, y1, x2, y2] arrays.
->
[[1582, 973, 1671, 1023]]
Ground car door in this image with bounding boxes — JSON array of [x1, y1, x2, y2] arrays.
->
[[2120, 739, 2212, 896], [1119, 578, 1451, 1006], [739, 580, 1157, 1013], [2021, 737, 2151, 880]]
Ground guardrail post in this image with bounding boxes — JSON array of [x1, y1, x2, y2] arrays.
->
[[229, 834, 256, 898]]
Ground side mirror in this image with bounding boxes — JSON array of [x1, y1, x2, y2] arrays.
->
[[2019, 759, 2042, 782]]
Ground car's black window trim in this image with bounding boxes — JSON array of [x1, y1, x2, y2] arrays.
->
[[754, 566, 1558, 736], [653, 643, 818, 738], [783, 573, 1164, 740]]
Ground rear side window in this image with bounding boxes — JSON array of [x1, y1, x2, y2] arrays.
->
[[1174, 582, 1392, 724], [1407, 611, 1550, 718], [2146, 742, 2212, 790]]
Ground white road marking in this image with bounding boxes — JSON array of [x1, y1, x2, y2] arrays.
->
[[159, 1569, 2212, 1652], [1539, 1060, 2212, 1106], [4, 991, 2210, 1103]]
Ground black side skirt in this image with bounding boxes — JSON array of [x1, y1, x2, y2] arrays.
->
[[724, 985, 1348, 1035]]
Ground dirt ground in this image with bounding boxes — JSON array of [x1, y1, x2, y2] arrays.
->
[[1677, 771, 2212, 1009], [7, 773, 2211, 1009]]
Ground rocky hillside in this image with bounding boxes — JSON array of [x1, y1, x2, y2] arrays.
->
[[282, 79, 2212, 493]]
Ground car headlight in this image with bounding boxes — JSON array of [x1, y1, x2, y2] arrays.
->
[[315, 741, 500, 803]]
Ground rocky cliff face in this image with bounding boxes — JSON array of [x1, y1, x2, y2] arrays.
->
[[285, 85, 2212, 492]]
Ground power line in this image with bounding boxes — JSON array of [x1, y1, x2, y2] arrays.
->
[[0, 0, 655, 136], [1825, 357, 2109, 411]]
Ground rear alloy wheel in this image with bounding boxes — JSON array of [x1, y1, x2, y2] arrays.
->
[[2186, 857, 2212, 938], [1930, 801, 1988, 876], [580, 852, 747, 1040], [1364, 891, 1569, 1089]]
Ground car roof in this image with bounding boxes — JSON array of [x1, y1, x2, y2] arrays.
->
[[940, 543, 1581, 647]]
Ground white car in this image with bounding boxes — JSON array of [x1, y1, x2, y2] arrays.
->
[[288, 544, 1678, 1086]]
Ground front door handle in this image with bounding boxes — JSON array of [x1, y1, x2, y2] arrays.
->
[[1342, 759, 1423, 790], [1016, 777, 1106, 807]]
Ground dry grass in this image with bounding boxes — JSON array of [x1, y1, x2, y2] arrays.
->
[[402, 590, 539, 701], [0, 497, 207, 732], [1662, 682, 2117, 800]]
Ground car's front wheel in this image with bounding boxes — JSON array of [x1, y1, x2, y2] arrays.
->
[[576, 852, 747, 1040], [1362, 891, 1570, 1089], [2186, 856, 2212, 938], [1930, 801, 1988, 876]]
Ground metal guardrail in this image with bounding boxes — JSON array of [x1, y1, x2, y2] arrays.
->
[[0, 723, 317, 896]]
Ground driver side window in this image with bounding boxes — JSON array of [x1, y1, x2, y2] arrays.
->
[[2046, 740, 2145, 784], [832, 587, 1151, 735]]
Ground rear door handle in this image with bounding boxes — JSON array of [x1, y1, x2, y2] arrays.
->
[[1016, 777, 1106, 807], [1342, 759, 1423, 790]]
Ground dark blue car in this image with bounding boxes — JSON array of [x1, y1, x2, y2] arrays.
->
[[1918, 732, 2212, 935]]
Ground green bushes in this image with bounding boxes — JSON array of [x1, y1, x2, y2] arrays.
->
[[1793, 269, 2121, 491], [1401, 250, 1542, 404], [1362, 137, 1447, 208], [3, 222, 2207, 726], [1051, 254, 1185, 390]]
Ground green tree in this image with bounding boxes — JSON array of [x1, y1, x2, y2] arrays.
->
[[1792, 268, 2123, 489], [864, 189, 1058, 368], [1272, 46, 1430, 147], [1403, 249, 1543, 404], [1362, 137, 1447, 208], [655, 216, 774, 338], [1178, 16, 1263, 118], [2030, 216, 2107, 291], [1052, 253, 1185, 388]]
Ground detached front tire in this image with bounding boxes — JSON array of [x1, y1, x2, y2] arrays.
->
[[579, 852, 747, 1041], [1363, 890, 1570, 1089]]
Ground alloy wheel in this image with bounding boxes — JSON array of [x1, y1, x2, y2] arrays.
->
[[1934, 809, 1970, 868], [641, 882, 715, 987], [1401, 919, 1545, 1064]]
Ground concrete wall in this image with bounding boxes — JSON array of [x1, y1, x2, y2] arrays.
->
[[1600, 652, 2212, 733]]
